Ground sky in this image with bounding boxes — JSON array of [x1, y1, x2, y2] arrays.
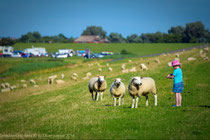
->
[[0, 0, 210, 38]]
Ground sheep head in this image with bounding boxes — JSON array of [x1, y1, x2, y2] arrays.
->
[[132, 77, 142, 87], [114, 78, 122, 87]]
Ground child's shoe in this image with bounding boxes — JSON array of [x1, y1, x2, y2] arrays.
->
[[172, 104, 177, 107]]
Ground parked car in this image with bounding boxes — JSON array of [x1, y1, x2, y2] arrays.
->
[[21, 53, 30, 58], [11, 52, 21, 58], [55, 54, 68, 58]]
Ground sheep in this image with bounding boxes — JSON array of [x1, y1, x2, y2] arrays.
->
[[140, 63, 148, 70], [48, 75, 57, 84], [56, 80, 65, 84], [22, 84, 27, 88], [155, 58, 160, 64], [71, 75, 77, 81], [21, 80, 26, 83], [187, 57, 196, 61], [204, 47, 209, 53], [10, 85, 17, 90], [128, 60, 132, 63], [200, 50, 207, 58], [106, 63, 109, 66], [61, 74, 65, 79], [98, 68, 102, 72], [110, 78, 125, 106], [33, 85, 39, 88], [4, 83, 10, 88], [88, 76, 107, 101], [1, 83, 6, 89], [175, 53, 179, 58], [72, 73, 78, 78], [129, 67, 137, 72], [108, 67, 113, 71], [29, 79, 36, 85], [128, 77, 157, 108], [121, 64, 126, 70], [86, 72, 91, 77], [88, 63, 93, 67], [122, 69, 129, 73], [204, 57, 208, 60], [1, 88, 11, 93]]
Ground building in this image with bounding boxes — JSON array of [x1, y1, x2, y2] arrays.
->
[[74, 35, 109, 43]]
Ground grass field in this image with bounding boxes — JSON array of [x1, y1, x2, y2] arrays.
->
[[0, 43, 209, 139]]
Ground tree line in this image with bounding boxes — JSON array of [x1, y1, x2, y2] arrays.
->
[[0, 21, 210, 46]]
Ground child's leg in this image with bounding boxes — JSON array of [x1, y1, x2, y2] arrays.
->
[[175, 93, 179, 106], [178, 93, 182, 106]]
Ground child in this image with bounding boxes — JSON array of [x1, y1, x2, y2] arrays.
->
[[167, 60, 184, 107]]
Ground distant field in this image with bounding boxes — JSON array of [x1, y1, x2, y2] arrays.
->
[[0, 47, 209, 139], [14, 43, 200, 56]]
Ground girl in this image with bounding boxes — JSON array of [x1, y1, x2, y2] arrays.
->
[[167, 60, 184, 107]]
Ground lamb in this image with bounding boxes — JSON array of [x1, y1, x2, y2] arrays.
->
[[110, 78, 125, 106], [128, 77, 157, 108], [4, 83, 10, 88], [30, 79, 36, 85], [140, 63, 148, 70], [88, 76, 107, 101], [108, 67, 113, 71]]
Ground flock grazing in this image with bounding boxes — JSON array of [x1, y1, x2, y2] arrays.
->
[[0, 47, 209, 108]]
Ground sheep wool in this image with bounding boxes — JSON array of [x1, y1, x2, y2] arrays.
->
[[110, 78, 125, 106], [88, 76, 107, 101], [128, 77, 157, 108]]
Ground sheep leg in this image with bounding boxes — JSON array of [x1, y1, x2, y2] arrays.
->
[[132, 96, 135, 108], [146, 95, 149, 106], [95, 92, 99, 101], [91, 93, 94, 100], [154, 94, 157, 106], [135, 96, 139, 108], [122, 97, 124, 105], [101, 92, 103, 100], [114, 97, 116, 106], [118, 98, 121, 106]]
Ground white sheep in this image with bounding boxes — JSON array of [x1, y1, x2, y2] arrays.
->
[[48, 75, 57, 84], [56, 80, 65, 84], [108, 67, 113, 71], [30, 79, 36, 85], [140, 63, 148, 70], [86, 72, 92, 77], [128, 60, 132, 63], [22, 84, 27, 88], [4, 83, 10, 88], [175, 53, 179, 58], [128, 77, 157, 108], [204, 57, 208, 60], [1, 83, 6, 89], [106, 63, 109, 66], [110, 78, 125, 106], [71, 75, 77, 81], [98, 68, 102, 72], [187, 57, 196, 61], [20, 80, 26, 83], [121, 64, 126, 70], [204, 47, 209, 53], [1, 88, 11, 93], [72, 73, 78, 78], [88, 76, 107, 101], [61, 74, 65, 79], [122, 69, 129, 73], [129, 67, 137, 72], [155, 58, 160, 64]]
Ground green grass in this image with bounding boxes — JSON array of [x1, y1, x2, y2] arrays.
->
[[0, 44, 209, 139]]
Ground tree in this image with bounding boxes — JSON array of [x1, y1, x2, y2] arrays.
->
[[184, 21, 205, 42], [81, 26, 107, 38], [0, 38, 15, 46], [127, 34, 142, 43], [168, 26, 185, 35], [108, 33, 125, 43]]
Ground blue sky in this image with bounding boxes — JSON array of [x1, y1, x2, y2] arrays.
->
[[0, 0, 210, 38]]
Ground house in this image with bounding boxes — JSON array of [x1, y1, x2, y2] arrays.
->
[[74, 35, 109, 43]]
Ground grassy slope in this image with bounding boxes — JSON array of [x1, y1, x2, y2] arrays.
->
[[0, 46, 209, 139]]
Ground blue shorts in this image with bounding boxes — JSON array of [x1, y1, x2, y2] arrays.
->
[[173, 82, 184, 93]]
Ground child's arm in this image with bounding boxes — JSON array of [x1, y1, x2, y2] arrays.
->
[[167, 74, 174, 79]]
